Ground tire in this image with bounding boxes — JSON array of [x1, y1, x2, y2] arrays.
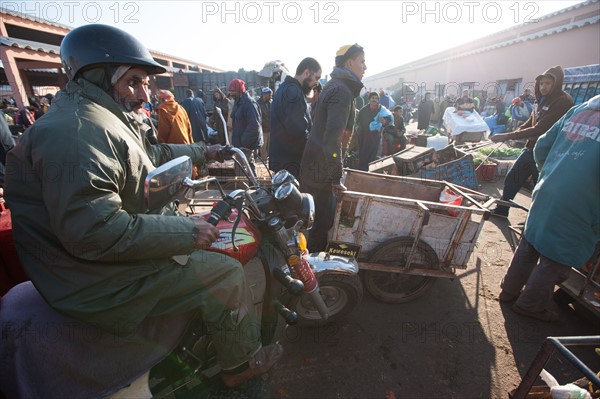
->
[[286, 273, 363, 326], [363, 237, 439, 303]]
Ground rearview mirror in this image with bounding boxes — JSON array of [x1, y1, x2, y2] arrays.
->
[[144, 156, 193, 212]]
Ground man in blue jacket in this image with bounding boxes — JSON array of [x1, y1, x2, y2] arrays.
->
[[180, 88, 208, 143], [229, 78, 263, 174], [269, 57, 322, 179], [499, 95, 600, 322], [300, 44, 366, 252]]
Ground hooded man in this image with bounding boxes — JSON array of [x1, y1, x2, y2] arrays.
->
[[2, 25, 281, 396], [300, 43, 365, 252], [490, 66, 573, 218], [156, 89, 194, 144]]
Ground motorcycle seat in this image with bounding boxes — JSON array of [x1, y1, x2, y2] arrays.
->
[[0, 281, 192, 399]]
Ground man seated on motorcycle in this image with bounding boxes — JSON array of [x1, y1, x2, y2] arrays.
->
[[3, 24, 282, 392]]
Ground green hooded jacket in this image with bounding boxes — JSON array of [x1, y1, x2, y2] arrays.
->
[[5, 78, 210, 334]]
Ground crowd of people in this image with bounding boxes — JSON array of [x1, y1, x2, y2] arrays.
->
[[0, 23, 598, 397]]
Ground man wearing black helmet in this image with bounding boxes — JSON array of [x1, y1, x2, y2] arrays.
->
[[3, 24, 281, 395]]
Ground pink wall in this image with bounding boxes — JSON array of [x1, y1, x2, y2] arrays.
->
[[364, 2, 599, 97]]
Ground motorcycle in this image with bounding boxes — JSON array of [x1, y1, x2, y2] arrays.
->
[[0, 144, 362, 398]]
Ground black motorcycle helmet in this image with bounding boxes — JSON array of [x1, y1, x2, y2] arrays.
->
[[60, 24, 166, 81]]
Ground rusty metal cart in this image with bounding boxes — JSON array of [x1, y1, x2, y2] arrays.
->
[[329, 169, 495, 303], [510, 336, 600, 399]]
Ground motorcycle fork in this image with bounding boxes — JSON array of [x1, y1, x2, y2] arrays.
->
[[256, 239, 285, 345]]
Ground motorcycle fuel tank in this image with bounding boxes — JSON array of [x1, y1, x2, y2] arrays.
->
[[200, 210, 261, 265]]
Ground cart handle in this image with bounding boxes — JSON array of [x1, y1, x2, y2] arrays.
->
[[445, 181, 491, 215], [495, 199, 530, 212]]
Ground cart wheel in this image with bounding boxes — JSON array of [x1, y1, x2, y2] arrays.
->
[[363, 237, 439, 303]]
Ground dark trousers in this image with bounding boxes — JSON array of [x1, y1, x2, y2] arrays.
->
[[302, 182, 336, 253], [358, 131, 381, 171], [501, 236, 570, 312], [496, 148, 538, 214]]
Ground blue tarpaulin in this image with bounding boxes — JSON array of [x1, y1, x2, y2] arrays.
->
[[562, 64, 600, 105], [563, 64, 600, 83]]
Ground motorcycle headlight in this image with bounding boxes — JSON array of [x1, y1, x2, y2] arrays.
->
[[271, 170, 299, 189], [274, 182, 302, 210]]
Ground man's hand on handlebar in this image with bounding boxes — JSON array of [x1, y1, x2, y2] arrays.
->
[[189, 214, 221, 249], [204, 145, 226, 163]]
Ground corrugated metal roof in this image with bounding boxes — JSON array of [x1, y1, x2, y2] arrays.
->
[[0, 36, 60, 54], [0, 7, 71, 30], [1, 8, 224, 73]]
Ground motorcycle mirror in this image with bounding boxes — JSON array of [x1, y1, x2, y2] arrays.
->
[[144, 156, 193, 212]]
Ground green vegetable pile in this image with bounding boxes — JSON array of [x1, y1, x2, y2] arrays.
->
[[477, 147, 522, 159]]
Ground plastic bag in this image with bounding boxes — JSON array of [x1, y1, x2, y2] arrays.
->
[[540, 369, 592, 399], [439, 187, 463, 217]]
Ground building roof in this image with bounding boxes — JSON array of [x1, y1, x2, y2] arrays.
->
[[0, 6, 72, 30], [0, 36, 60, 54], [365, 0, 599, 82], [0, 7, 222, 72]]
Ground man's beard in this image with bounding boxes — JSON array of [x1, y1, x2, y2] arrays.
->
[[110, 92, 147, 124], [111, 91, 144, 113], [301, 80, 313, 95]]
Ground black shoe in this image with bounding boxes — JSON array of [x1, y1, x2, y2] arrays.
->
[[490, 208, 509, 219], [498, 290, 519, 302], [512, 304, 559, 322]]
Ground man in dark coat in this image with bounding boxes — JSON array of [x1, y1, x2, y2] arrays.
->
[[180, 88, 208, 142], [417, 92, 434, 130], [256, 87, 272, 159], [300, 44, 365, 252], [229, 78, 263, 174], [355, 92, 392, 171], [210, 87, 230, 145], [269, 57, 322, 179], [490, 65, 573, 218]]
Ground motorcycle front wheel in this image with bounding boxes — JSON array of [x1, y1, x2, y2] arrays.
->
[[285, 273, 363, 326]]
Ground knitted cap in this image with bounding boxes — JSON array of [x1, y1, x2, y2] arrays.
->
[[228, 78, 246, 93], [335, 43, 364, 66]]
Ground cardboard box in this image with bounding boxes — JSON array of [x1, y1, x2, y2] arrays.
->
[[368, 155, 398, 174]]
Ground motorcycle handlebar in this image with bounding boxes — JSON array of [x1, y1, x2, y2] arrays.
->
[[217, 146, 260, 187], [206, 199, 232, 226]]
